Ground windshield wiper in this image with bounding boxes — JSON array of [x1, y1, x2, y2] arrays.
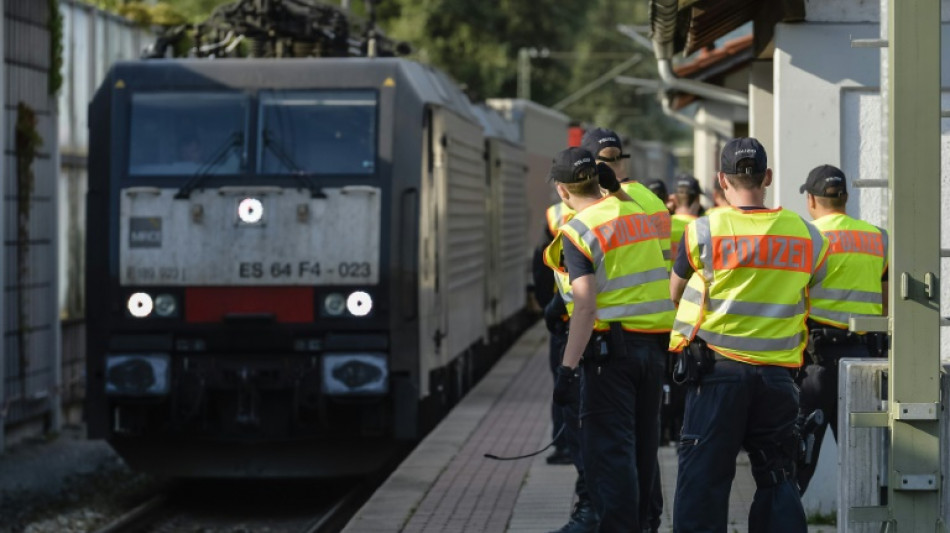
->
[[262, 129, 325, 198], [175, 131, 244, 199]]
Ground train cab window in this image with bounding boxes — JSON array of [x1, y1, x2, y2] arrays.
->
[[128, 93, 248, 176], [257, 90, 377, 175]]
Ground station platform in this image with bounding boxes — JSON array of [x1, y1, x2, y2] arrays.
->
[[342, 322, 833, 533]]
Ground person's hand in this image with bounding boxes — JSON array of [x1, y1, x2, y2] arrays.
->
[[553, 365, 578, 406], [596, 162, 620, 193]]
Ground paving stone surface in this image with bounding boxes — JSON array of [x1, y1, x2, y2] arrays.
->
[[345, 322, 837, 533]]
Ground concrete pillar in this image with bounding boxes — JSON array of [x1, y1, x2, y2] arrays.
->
[[692, 101, 743, 195], [749, 59, 775, 207]]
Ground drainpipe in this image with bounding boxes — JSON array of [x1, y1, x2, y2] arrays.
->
[[661, 96, 734, 137], [648, 0, 749, 111], [656, 59, 748, 107]]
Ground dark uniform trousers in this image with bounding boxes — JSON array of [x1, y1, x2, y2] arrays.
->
[[550, 328, 592, 502], [549, 330, 570, 450], [581, 331, 663, 532], [673, 358, 807, 533], [795, 329, 872, 493]]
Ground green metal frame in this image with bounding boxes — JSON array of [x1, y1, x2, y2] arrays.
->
[[885, 0, 942, 528]]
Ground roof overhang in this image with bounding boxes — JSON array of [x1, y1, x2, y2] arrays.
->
[[651, 0, 805, 58], [670, 34, 755, 109]]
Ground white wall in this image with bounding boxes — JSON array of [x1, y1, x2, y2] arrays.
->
[[774, 18, 950, 517], [773, 22, 881, 217]]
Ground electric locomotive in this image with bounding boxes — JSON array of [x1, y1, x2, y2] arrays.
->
[[85, 3, 567, 477]]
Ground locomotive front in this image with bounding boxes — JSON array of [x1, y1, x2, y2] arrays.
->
[[85, 60, 420, 477]]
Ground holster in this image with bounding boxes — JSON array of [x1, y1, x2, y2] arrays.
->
[[588, 322, 627, 364], [672, 337, 715, 385]]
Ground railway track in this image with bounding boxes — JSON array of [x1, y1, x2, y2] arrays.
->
[[94, 477, 370, 533]]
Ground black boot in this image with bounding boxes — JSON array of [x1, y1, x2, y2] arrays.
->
[[545, 446, 573, 465], [548, 498, 599, 533]]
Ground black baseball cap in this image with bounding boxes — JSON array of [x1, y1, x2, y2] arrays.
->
[[548, 147, 597, 183], [675, 173, 701, 195], [581, 127, 629, 161], [645, 179, 668, 200], [800, 164, 848, 197], [720, 137, 768, 174]]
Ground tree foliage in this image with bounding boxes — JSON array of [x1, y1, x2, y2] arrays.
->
[[91, 0, 687, 143], [377, 0, 685, 143]]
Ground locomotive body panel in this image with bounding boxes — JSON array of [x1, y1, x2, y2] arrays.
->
[[119, 187, 381, 286]]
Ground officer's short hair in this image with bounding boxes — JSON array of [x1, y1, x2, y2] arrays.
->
[[562, 167, 601, 198], [723, 159, 767, 190], [815, 195, 847, 209]]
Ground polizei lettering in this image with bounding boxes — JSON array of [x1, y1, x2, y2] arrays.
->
[[712, 235, 812, 272], [824, 230, 884, 257], [593, 213, 659, 252]]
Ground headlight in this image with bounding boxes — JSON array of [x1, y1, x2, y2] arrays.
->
[[322, 353, 388, 395], [105, 354, 170, 396], [324, 293, 346, 316], [127, 292, 154, 318], [238, 197, 264, 224], [154, 294, 178, 317], [346, 291, 373, 317]]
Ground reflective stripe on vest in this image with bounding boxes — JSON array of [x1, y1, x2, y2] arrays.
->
[[668, 208, 829, 366], [809, 214, 887, 329], [670, 214, 697, 269], [622, 181, 672, 268], [557, 196, 675, 332], [671, 275, 705, 348], [546, 202, 575, 236], [541, 234, 575, 312]]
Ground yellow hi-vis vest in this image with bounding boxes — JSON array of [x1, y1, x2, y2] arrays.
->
[[809, 213, 888, 329], [551, 209, 576, 321], [543, 196, 675, 332], [670, 213, 697, 268], [669, 208, 829, 367], [622, 181, 672, 268], [545, 202, 575, 237]]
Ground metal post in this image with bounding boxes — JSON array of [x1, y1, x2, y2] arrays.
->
[[887, 0, 941, 529], [517, 47, 531, 101]]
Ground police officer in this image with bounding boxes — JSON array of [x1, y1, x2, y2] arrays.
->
[[796, 164, 888, 493], [535, 197, 600, 533], [668, 138, 828, 532], [670, 174, 703, 267], [545, 146, 674, 532], [581, 128, 672, 268], [581, 128, 672, 533], [533, 199, 576, 466], [645, 179, 669, 210]]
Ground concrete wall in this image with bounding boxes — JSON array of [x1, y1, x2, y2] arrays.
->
[[773, 15, 950, 517], [2, 0, 61, 451], [774, 21, 950, 364], [691, 101, 746, 195], [773, 22, 881, 218]]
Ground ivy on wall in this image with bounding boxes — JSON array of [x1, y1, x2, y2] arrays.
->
[[48, 0, 63, 95], [15, 103, 41, 386]]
